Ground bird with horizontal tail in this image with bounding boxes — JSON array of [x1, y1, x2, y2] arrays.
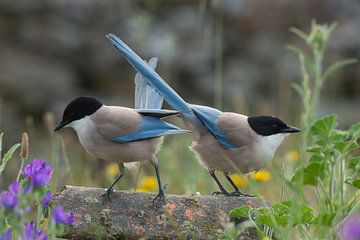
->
[[106, 33, 301, 196], [54, 59, 189, 203]]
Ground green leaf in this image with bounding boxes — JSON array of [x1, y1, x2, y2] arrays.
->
[[310, 115, 337, 136], [229, 205, 252, 218], [274, 213, 289, 227], [287, 45, 304, 57], [314, 138, 327, 147], [345, 178, 360, 189], [323, 58, 357, 83], [306, 146, 322, 153], [291, 167, 304, 184], [255, 214, 275, 228], [331, 130, 348, 142], [290, 27, 309, 42], [309, 154, 325, 163], [281, 201, 314, 225], [273, 203, 289, 216], [334, 140, 359, 154], [2, 143, 20, 162], [348, 156, 360, 172], [350, 122, 360, 138], [314, 213, 336, 226], [303, 162, 325, 186], [257, 207, 273, 215], [292, 83, 304, 97], [0, 143, 20, 177], [300, 205, 314, 224]]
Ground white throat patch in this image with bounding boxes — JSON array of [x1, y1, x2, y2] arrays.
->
[[255, 133, 288, 162], [68, 116, 91, 135]]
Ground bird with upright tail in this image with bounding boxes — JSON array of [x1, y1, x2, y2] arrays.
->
[[106, 33, 301, 196], [54, 58, 189, 203]]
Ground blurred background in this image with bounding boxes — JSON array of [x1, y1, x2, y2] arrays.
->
[[0, 0, 359, 199]]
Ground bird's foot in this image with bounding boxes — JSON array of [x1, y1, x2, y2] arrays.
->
[[100, 188, 114, 201], [212, 191, 229, 196], [228, 191, 255, 197], [152, 191, 165, 204]]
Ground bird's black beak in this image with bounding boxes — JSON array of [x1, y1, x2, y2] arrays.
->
[[54, 119, 71, 132], [282, 125, 301, 133]]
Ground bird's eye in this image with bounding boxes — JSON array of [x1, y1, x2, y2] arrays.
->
[[272, 124, 279, 130]]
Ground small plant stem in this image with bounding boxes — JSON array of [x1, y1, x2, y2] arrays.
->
[[317, 178, 332, 212], [60, 137, 74, 184], [16, 158, 26, 181], [339, 155, 345, 214], [50, 135, 60, 192], [328, 162, 335, 209], [248, 209, 263, 236], [312, 49, 323, 115], [36, 202, 42, 225]]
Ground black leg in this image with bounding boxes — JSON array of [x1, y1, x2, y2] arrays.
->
[[100, 164, 124, 201], [209, 170, 228, 195], [225, 174, 240, 192], [224, 174, 253, 197], [151, 162, 165, 204]]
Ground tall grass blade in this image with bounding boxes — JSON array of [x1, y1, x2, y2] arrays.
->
[[0, 143, 20, 177]]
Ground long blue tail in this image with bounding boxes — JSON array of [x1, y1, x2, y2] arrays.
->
[[106, 33, 198, 125]]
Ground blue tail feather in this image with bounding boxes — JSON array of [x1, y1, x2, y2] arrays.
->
[[134, 57, 163, 109], [106, 34, 197, 124], [107, 34, 238, 150]]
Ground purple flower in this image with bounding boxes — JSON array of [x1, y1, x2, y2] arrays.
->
[[42, 191, 53, 209], [9, 181, 20, 194], [1, 191, 17, 209], [337, 213, 360, 240], [24, 221, 48, 240], [1, 181, 20, 209], [0, 229, 11, 240], [52, 206, 74, 225], [22, 159, 52, 187]]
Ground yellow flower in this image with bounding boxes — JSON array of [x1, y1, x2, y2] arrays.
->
[[287, 150, 299, 161], [263, 237, 270, 240], [105, 163, 119, 180], [139, 176, 157, 192], [134, 188, 148, 193], [230, 174, 248, 187], [250, 171, 272, 182]]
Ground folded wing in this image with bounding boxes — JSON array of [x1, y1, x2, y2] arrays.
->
[[191, 105, 239, 150], [111, 115, 189, 142]]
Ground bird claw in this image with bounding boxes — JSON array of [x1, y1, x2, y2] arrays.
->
[[212, 191, 229, 196], [152, 191, 165, 204], [100, 188, 114, 201], [228, 191, 255, 197]]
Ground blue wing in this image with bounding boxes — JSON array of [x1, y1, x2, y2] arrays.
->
[[111, 116, 189, 143], [191, 105, 238, 150]]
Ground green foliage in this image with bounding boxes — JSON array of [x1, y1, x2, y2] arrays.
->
[[0, 133, 73, 239], [229, 21, 359, 239], [230, 202, 314, 238], [0, 132, 21, 177]]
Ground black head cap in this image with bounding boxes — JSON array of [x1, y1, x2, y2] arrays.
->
[[54, 97, 103, 131], [248, 116, 300, 136]]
